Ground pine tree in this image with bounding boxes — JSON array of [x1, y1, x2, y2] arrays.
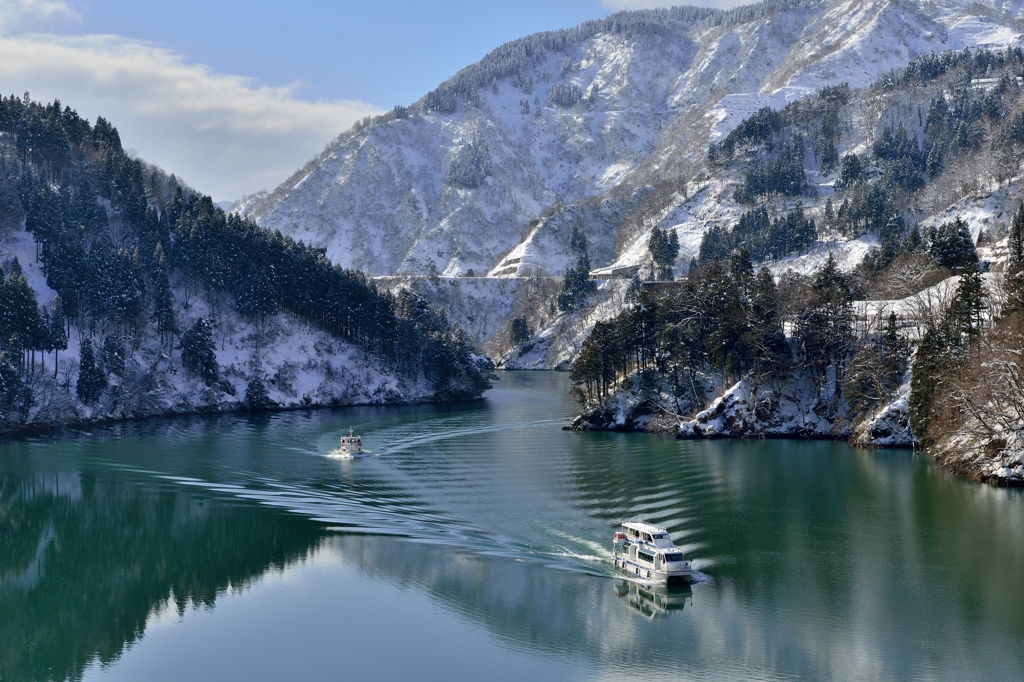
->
[[1005, 202, 1024, 313], [947, 263, 987, 344], [180, 318, 218, 384], [909, 324, 948, 444], [509, 316, 531, 346], [557, 253, 596, 311], [837, 153, 863, 188], [929, 216, 978, 269], [76, 338, 105, 404], [35, 303, 52, 374], [748, 268, 789, 375], [649, 227, 678, 279], [730, 248, 754, 296], [0, 351, 21, 423], [245, 375, 272, 410], [798, 254, 854, 399], [152, 243, 175, 341], [101, 335, 125, 376]]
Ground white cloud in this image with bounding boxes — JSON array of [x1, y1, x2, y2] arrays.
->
[[0, 0, 79, 34], [0, 31, 382, 200]]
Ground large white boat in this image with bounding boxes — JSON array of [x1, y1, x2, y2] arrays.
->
[[338, 428, 367, 458], [612, 521, 692, 584]]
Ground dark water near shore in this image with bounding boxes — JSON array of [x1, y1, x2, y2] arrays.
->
[[3, 371, 1024, 681]]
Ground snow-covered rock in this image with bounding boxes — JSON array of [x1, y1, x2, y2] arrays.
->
[[677, 372, 851, 439], [852, 374, 917, 447]]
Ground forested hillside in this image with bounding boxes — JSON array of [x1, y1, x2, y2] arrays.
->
[[568, 45, 1024, 486], [0, 94, 491, 434]]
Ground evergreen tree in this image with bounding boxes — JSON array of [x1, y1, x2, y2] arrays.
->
[[909, 324, 950, 444], [928, 216, 978, 269], [747, 268, 789, 375], [509, 316, 532, 346], [236, 265, 277, 321], [35, 303, 52, 373], [0, 352, 22, 424], [649, 227, 680, 280], [152, 243, 175, 340], [730, 248, 754, 296], [444, 137, 492, 189], [101, 335, 125, 376], [946, 263, 987, 344], [180, 318, 218, 384], [1005, 202, 1024, 313], [76, 338, 105, 404], [797, 254, 854, 398], [245, 375, 272, 410], [557, 252, 596, 311], [836, 153, 863, 188]]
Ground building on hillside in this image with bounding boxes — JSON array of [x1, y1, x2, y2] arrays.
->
[[589, 264, 641, 280]]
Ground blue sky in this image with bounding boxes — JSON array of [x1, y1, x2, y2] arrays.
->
[[71, 0, 628, 107], [0, 0, 741, 200]]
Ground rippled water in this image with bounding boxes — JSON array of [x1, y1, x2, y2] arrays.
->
[[3, 371, 1024, 681]]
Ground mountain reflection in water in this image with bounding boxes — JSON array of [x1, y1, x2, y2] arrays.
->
[[1, 371, 1024, 682]]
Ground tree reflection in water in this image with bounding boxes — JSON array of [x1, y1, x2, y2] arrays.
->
[[0, 471, 324, 682]]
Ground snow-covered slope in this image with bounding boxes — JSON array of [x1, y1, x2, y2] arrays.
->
[[3, 224, 458, 435], [241, 0, 1023, 281]]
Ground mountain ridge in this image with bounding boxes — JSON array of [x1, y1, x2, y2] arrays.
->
[[239, 0, 1021, 278]]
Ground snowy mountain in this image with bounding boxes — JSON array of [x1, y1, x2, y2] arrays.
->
[[234, 0, 1024, 486], [240, 0, 1021, 282]]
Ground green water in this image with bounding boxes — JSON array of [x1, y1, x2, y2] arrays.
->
[[2, 371, 1023, 681]]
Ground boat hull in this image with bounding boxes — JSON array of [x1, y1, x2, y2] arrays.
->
[[613, 556, 691, 584]]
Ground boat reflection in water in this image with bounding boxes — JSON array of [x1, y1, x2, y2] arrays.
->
[[614, 578, 692, 619]]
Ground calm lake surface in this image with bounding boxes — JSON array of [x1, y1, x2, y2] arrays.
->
[[3, 371, 1024, 681]]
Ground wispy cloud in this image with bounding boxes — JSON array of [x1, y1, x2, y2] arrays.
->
[[0, 10, 382, 200], [0, 0, 78, 34]]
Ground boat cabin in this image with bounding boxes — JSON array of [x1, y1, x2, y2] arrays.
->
[[613, 521, 692, 583], [621, 521, 675, 549]]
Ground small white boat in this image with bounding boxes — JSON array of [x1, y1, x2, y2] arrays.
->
[[338, 428, 367, 458], [612, 521, 692, 584]]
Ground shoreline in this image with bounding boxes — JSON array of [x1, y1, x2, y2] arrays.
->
[[0, 392, 487, 443], [565, 418, 1024, 488]]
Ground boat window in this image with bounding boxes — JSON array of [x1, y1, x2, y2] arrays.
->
[[652, 533, 668, 540], [638, 551, 654, 563], [643, 533, 652, 542], [664, 553, 684, 562]]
